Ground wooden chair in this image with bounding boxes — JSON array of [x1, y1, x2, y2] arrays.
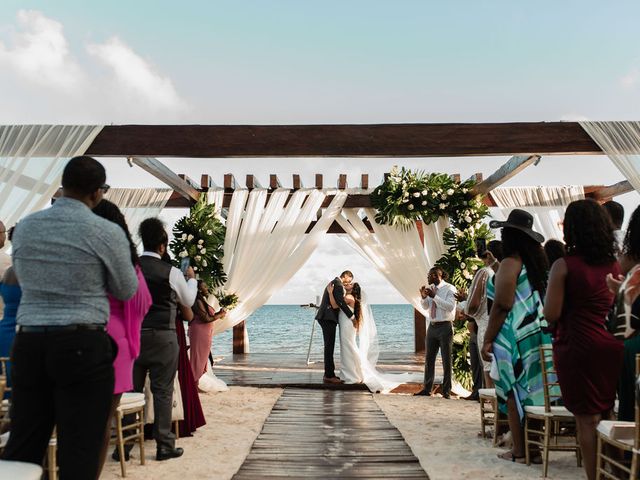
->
[[595, 354, 640, 479], [112, 392, 146, 477], [479, 388, 509, 446], [524, 345, 581, 478]]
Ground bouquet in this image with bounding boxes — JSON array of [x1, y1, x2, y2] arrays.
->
[[215, 291, 239, 310]]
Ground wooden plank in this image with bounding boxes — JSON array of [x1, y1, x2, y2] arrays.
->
[[591, 180, 634, 200], [129, 157, 200, 202], [292, 174, 303, 189], [473, 154, 540, 195], [450, 173, 461, 183], [200, 174, 213, 190], [224, 173, 238, 191], [360, 174, 369, 189], [269, 174, 281, 189], [338, 174, 348, 189], [84, 123, 603, 157], [315, 174, 323, 189], [246, 174, 262, 189], [233, 321, 246, 354]]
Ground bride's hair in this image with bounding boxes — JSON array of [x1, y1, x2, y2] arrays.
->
[[351, 283, 363, 331]]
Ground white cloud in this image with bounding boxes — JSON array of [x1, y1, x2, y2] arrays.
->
[[87, 36, 187, 112], [621, 67, 639, 88], [0, 9, 83, 91]]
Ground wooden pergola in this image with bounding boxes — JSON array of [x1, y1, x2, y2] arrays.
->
[[77, 122, 632, 353]]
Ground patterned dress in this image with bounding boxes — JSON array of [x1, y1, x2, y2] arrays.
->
[[487, 265, 552, 420]]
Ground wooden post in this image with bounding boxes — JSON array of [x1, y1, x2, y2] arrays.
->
[[233, 321, 246, 354], [414, 220, 427, 355]]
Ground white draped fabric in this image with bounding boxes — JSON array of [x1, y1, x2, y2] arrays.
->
[[0, 125, 103, 229], [335, 208, 447, 315], [213, 189, 347, 335], [104, 188, 173, 242], [580, 121, 640, 193], [490, 186, 585, 241]]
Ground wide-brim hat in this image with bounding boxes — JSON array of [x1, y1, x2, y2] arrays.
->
[[489, 209, 545, 243]]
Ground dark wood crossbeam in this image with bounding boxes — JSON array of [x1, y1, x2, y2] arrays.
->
[[246, 174, 262, 189], [315, 174, 323, 189], [338, 174, 348, 189], [83, 123, 603, 157], [361, 174, 369, 189], [292, 174, 303, 189], [269, 174, 281, 189]]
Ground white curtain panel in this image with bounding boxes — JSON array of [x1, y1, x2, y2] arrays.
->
[[335, 208, 444, 315], [490, 186, 585, 242], [104, 187, 173, 242], [213, 189, 347, 335], [205, 187, 225, 219], [0, 125, 104, 229], [580, 121, 640, 192]]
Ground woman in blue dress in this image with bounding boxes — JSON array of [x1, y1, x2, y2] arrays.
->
[[0, 265, 21, 395]]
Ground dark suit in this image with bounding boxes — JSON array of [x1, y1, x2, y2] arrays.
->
[[315, 277, 354, 378]]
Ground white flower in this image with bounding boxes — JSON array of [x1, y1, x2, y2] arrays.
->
[[197, 244, 202, 250], [422, 190, 428, 196], [471, 264, 478, 271], [201, 248, 206, 254], [181, 234, 187, 240], [441, 194, 447, 200], [187, 234, 194, 241], [202, 260, 208, 267], [447, 189, 454, 195], [179, 250, 188, 258], [198, 239, 204, 245], [408, 204, 415, 210], [411, 192, 419, 198], [206, 230, 213, 235], [195, 255, 202, 261], [193, 266, 198, 271], [460, 262, 466, 269], [464, 216, 472, 223], [462, 188, 468, 193], [463, 270, 472, 279], [421, 201, 427, 206], [456, 230, 464, 237], [468, 226, 475, 235], [431, 192, 437, 198], [439, 203, 446, 209], [402, 199, 409, 203]]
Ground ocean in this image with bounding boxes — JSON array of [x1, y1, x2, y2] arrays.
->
[[211, 304, 415, 358]]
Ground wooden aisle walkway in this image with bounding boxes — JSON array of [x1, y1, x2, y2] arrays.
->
[[233, 388, 429, 479]]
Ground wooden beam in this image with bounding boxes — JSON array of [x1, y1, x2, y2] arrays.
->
[[450, 173, 461, 183], [269, 174, 281, 189], [292, 174, 303, 189], [473, 155, 541, 196], [338, 174, 348, 189], [246, 174, 262, 189], [129, 157, 200, 202], [591, 180, 634, 200], [315, 174, 323, 189], [83, 123, 604, 157], [224, 174, 238, 191], [200, 174, 213, 190], [361, 174, 369, 189], [466, 172, 483, 184]]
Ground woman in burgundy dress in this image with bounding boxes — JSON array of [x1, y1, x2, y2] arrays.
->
[[544, 199, 622, 480]]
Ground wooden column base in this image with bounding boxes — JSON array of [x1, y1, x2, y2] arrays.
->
[[414, 309, 426, 354], [233, 321, 246, 354]]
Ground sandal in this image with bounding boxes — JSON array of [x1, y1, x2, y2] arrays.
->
[[497, 450, 526, 464]]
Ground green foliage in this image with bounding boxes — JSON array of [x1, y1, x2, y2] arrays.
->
[[371, 166, 493, 387], [215, 291, 239, 310], [170, 194, 227, 289]]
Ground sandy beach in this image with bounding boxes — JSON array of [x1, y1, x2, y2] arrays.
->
[[101, 387, 282, 480], [375, 394, 587, 480]]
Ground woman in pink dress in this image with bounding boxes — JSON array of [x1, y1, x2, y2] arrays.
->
[[93, 200, 152, 472], [188, 281, 226, 385]]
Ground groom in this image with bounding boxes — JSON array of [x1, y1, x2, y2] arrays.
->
[[315, 270, 355, 384]]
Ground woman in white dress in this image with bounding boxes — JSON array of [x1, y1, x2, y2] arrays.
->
[[327, 282, 412, 393]]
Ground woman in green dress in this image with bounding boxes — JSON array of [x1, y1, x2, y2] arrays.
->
[[482, 209, 551, 463]]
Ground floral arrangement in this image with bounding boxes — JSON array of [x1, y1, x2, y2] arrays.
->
[[215, 291, 239, 310], [371, 166, 492, 389], [170, 194, 227, 289]]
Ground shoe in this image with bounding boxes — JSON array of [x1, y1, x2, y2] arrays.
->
[[112, 449, 130, 462], [414, 389, 431, 396], [156, 447, 184, 461], [463, 394, 479, 401], [323, 376, 342, 384], [442, 393, 450, 399]]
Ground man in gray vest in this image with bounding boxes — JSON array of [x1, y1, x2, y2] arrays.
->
[[128, 217, 197, 461]]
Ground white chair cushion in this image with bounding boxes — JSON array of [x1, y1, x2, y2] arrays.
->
[[117, 392, 146, 411], [597, 420, 635, 441], [0, 460, 43, 479], [478, 388, 496, 397], [524, 405, 574, 417]]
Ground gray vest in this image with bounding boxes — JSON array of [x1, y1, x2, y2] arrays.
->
[[139, 256, 177, 330]]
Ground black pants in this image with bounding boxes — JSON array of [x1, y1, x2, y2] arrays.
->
[[129, 329, 179, 451], [2, 329, 115, 479], [468, 331, 483, 397], [423, 322, 453, 395], [318, 319, 338, 378]]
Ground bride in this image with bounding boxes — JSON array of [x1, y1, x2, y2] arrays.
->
[[327, 281, 408, 393]]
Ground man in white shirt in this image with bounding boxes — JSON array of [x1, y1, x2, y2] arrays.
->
[[415, 267, 457, 398]]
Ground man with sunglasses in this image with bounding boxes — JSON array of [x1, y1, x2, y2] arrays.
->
[[2, 156, 138, 479]]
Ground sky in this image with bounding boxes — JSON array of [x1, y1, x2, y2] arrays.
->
[[0, 2, 639, 303]]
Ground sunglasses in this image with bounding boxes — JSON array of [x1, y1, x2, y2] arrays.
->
[[100, 184, 110, 193]]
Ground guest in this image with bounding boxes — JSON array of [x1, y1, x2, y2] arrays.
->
[[0, 227, 20, 395], [124, 217, 197, 461], [603, 200, 625, 251], [617, 204, 640, 275], [416, 267, 457, 398], [189, 280, 226, 385], [544, 199, 622, 480], [543, 239, 566, 267], [460, 240, 503, 391], [0, 220, 13, 316], [482, 209, 550, 464], [2, 157, 138, 479], [92, 200, 153, 471]]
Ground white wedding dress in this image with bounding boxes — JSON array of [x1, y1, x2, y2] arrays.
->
[[338, 293, 415, 394]]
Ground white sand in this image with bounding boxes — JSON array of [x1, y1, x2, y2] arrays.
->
[[375, 394, 587, 480], [101, 386, 282, 480]]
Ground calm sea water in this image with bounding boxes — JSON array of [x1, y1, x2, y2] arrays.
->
[[211, 304, 415, 357]]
